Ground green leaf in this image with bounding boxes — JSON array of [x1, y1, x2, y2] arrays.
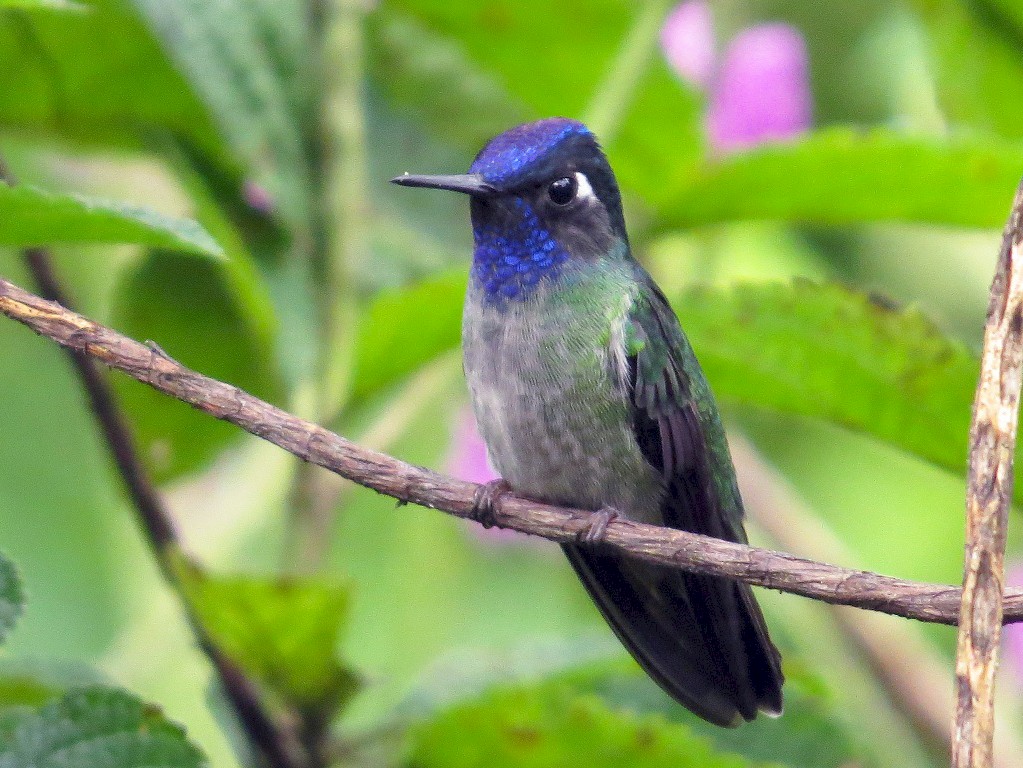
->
[[128, 0, 314, 232], [351, 269, 467, 399], [655, 129, 1023, 229], [0, 183, 224, 258], [557, 657, 863, 768], [0, 553, 24, 646], [175, 560, 362, 716], [0, 686, 207, 767], [408, 678, 762, 768], [110, 249, 282, 481], [678, 280, 978, 488]]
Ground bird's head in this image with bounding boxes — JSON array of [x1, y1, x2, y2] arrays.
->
[[392, 118, 629, 301]]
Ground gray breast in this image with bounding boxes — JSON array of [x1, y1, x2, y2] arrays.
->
[[461, 280, 663, 521]]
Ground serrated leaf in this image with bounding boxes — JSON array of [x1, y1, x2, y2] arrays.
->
[[655, 129, 1023, 228], [175, 560, 361, 716], [0, 686, 207, 767], [408, 679, 762, 768], [0, 554, 24, 647], [110, 249, 282, 481], [678, 280, 978, 487], [0, 183, 224, 258]]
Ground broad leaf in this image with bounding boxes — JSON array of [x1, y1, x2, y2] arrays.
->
[[175, 560, 362, 716], [408, 678, 763, 768], [654, 129, 1023, 229], [110, 249, 282, 481], [0, 686, 206, 767], [679, 280, 977, 485], [0, 554, 23, 646], [0, 183, 224, 258]]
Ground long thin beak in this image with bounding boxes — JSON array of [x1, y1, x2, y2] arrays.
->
[[390, 172, 498, 196]]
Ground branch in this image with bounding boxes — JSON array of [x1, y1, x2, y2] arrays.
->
[[1, 276, 1021, 626], [0, 153, 304, 768], [952, 180, 1023, 768]]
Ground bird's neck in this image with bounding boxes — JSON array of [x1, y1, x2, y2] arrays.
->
[[470, 199, 571, 303]]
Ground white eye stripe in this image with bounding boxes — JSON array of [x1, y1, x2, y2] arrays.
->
[[574, 171, 596, 202]]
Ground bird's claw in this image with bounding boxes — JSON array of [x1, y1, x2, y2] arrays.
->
[[577, 506, 619, 545], [470, 479, 512, 529]]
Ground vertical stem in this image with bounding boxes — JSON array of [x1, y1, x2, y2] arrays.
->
[[952, 180, 1023, 768], [317, 0, 369, 421], [583, 0, 672, 143], [285, 0, 370, 572]]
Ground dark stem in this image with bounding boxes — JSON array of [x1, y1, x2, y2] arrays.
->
[[4, 273, 1023, 627], [0, 158, 305, 768]]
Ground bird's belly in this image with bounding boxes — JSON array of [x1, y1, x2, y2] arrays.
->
[[463, 296, 663, 521]]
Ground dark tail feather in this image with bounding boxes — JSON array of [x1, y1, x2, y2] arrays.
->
[[563, 543, 783, 726]]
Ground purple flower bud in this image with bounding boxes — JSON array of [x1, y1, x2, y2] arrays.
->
[[705, 23, 812, 153], [242, 179, 275, 214], [660, 1, 716, 89]]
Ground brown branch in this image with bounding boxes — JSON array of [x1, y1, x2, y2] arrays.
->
[[2, 275, 1022, 627], [0, 150, 304, 768], [953, 181, 1023, 768]]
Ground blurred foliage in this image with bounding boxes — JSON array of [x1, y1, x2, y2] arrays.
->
[[175, 557, 362, 719], [0, 555, 23, 647], [1, 0, 1023, 767]]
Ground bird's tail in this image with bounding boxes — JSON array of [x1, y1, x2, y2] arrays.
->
[[562, 543, 783, 726]]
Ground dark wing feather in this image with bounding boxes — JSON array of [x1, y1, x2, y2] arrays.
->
[[564, 277, 783, 725]]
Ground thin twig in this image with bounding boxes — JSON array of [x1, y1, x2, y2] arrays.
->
[[3, 275, 1023, 627], [952, 181, 1023, 768], [0, 161, 304, 768]]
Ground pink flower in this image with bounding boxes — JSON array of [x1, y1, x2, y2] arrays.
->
[[446, 410, 525, 546], [660, 1, 716, 89], [661, 5, 813, 153], [706, 24, 812, 152], [447, 409, 499, 485]]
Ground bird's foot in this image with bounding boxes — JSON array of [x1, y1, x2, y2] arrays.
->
[[470, 479, 512, 529], [576, 506, 620, 545]]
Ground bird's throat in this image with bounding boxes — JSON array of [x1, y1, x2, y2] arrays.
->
[[471, 199, 571, 302]]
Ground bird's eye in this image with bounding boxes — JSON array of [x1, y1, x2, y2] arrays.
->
[[547, 176, 577, 206]]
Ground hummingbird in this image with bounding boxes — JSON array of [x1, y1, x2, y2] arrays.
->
[[392, 117, 783, 726]]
